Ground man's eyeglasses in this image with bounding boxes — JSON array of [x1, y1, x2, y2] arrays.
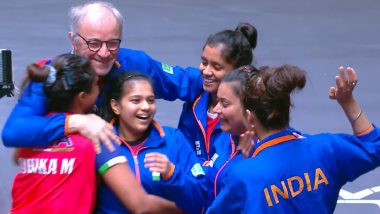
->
[[76, 33, 121, 52]]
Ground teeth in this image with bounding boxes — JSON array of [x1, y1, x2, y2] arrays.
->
[[137, 115, 149, 119], [204, 79, 214, 83]]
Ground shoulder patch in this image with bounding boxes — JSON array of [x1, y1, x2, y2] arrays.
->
[[161, 63, 174, 74]]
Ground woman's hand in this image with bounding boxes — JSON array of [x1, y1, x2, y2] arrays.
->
[[329, 66, 371, 134], [144, 152, 174, 180], [328, 66, 358, 105], [237, 130, 255, 159]]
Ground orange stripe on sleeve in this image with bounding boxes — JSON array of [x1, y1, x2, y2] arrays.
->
[[163, 163, 175, 181], [355, 125, 374, 136], [64, 115, 71, 136]]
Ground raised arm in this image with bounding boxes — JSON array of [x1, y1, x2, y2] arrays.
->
[[328, 66, 372, 135], [328, 66, 380, 182]]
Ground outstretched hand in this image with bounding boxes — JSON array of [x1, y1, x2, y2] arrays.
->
[[328, 66, 358, 105]]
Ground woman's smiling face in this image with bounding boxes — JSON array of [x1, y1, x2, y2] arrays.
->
[[199, 44, 234, 95], [213, 81, 247, 136], [112, 79, 156, 140]]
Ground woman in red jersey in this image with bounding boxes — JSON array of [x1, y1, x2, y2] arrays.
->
[[10, 54, 174, 214]]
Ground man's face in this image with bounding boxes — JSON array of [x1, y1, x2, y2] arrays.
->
[[71, 14, 121, 76]]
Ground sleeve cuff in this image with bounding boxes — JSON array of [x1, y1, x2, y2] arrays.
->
[[355, 125, 374, 136], [64, 115, 71, 136], [162, 163, 175, 181]]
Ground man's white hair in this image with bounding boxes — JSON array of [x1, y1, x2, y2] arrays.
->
[[69, 1, 123, 35]]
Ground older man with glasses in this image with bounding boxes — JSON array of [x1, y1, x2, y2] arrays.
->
[[69, 2, 123, 77], [2, 1, 202, 152], [75, 33, 121, 52]]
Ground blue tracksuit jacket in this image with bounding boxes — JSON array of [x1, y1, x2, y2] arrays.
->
[[2, 48, 234, 171], [178, 91, 236, 165], [207, 126, 380, 214], [1, 48, 236, 206], [1, 48, 202, 147], [95, 120, 207, 214]]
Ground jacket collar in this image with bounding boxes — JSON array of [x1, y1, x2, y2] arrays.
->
[[193, 91, 222, 129], [112, 119, 166, 148], [252, 129, 297, 157]]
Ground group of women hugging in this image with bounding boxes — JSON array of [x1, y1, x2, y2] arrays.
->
[[3, 1, 380, 214]]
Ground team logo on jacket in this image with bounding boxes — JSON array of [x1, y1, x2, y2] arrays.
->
[[161, 63, 174, 74], [191, 163, 205, 177]]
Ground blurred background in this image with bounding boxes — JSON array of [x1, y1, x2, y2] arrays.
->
[[1, 0, 379, 213]]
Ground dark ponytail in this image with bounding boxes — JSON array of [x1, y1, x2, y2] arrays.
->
[[244, 65, 306, 129], [21, 54, 96, 112], [203, 22, 258, 68]]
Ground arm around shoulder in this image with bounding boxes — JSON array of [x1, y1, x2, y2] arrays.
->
[[120, 49, 203, 102]]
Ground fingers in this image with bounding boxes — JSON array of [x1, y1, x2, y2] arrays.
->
[[331, 66, 358, 105], [88, 123, 115, 154], [105, 123, 121, 145], [335, 73, 344, 91], [338, 66, 347, 85], [144, 152, 166, 161], [238, 130, 255, 159], [92, 139, 101, 154], [336, 66, 358, 89], [241, 144, 253, 159], [144, 153, 171, 174], [144, 157, 168, 167], [328, 87, 337, 99], [347, 67, 358, 87], [80, 115, 119, 153], [98, 124, 116, 152], [145, 164, 164, 173]]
